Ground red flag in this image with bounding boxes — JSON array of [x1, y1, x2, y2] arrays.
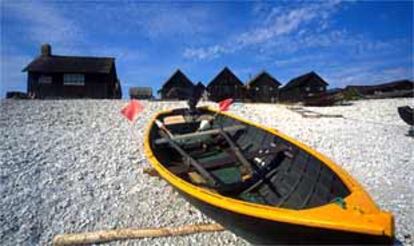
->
[[121, 100, 144, 122], [218, 98, 233, 111]]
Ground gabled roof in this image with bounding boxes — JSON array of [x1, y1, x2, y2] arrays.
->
[[283, 71, 328, 90], [22, 55, 115, 73], [247, 70, 281, 87], [207, 67, 243, 88], [159, 69, 194, 92]]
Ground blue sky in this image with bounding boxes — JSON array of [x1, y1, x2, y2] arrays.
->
[[1, 0, 413, 98]]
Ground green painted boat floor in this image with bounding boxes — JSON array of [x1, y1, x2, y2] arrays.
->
[[211, 167, 242, 185]]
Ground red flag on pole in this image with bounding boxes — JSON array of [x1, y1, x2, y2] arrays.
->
[[218, 98, 233, 112], [121, 99, 144, 122]]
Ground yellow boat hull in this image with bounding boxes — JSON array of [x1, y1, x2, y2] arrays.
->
[[144, 107, 394, 244]]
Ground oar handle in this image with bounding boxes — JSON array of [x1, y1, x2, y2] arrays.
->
[[155, 120, 173, 138]]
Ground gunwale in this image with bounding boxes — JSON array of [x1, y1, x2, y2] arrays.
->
[[143, 106, 394, 238]]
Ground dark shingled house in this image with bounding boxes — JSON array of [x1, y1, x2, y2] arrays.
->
[[129, 87, 153, 100], [246, 71, 281, 103], [207, 67, 245, 102], [23, 44, 121, 99], [280, 71, 328, 102], [158, 69, 194, 100]]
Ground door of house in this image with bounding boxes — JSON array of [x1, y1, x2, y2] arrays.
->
[[260, 85, 272, 102]]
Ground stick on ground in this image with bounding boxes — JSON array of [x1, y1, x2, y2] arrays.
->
[[52, 223, 224, 246]]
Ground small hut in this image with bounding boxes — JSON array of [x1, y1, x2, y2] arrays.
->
[[129, 87, 153, 99], [22, 44, 122, 99], [280, 71, 328, 102], [206, 67, 245, 102], [246, 71, 281, 103], [158, 69, 194, 100]]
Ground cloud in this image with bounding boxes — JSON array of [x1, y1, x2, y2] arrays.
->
[[184, 1, 343, 60], [3, 1, 83, 46], [327, 66, 413, 87]]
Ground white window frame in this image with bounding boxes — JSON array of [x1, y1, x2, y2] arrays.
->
[[319, 86, 324, 91], [38, 75, 52, 84], [305, 86, 310, 91], [63, 74, 85, 86]]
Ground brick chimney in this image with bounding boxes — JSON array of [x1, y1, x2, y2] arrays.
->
[[41, 44, 51, 56]]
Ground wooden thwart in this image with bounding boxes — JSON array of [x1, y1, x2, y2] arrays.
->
[[154, 125, 246, 144], [52, 223, 224, 246]]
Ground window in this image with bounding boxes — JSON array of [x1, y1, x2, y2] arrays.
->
[[305, 87, 310, 91], [319, 86, 324, 91], [63, 74, 85, 86], [38, 75, 52, 84], [256, 87, 259, 91]]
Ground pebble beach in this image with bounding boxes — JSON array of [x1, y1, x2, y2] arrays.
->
[[1, 98, 413, 245]]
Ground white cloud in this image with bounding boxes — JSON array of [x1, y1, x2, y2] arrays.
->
[[3, 1, 83, 45], [183, 2, 343, 60]]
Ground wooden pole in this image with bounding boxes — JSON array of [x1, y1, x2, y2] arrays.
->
[[53, 223, 224, 246]]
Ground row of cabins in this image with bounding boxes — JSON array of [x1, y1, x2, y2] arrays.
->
[[21, 44, 412, 101], [22, 44, 326, 101], [157, 67, 328, 103]]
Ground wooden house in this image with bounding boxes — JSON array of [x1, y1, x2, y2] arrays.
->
[[246, 71, 281, 103], [22, 44, 122, 99], [158, 69, 194, 100], [206, 67, 245, 102], [129, 87, 153, 99], [280, 71, 328, 102]]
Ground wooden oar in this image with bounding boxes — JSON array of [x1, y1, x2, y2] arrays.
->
[[52, 223, 224, 246]]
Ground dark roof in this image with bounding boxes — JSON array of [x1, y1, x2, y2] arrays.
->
[[247, 70, 281, 87], [283, 71, 328, 90], [22, 55, 115, 73], [207, 67, 243, 88], [158, 69, 194, 93], [129, 87, 153, 96]]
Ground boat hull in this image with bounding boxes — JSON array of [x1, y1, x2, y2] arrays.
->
[[144, 107, 394, 244], [398, 106, 414, 126], [177, 189, 391, 245]]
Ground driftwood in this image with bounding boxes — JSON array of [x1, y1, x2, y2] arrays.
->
[[288, 107, 343, 118], [52, 223, 224, 246]]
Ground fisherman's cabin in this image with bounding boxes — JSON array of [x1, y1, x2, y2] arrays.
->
[[158, 69, 194, 100], [246, 71, 281, 103], [280, 71, 328, 102], [23, 44, 122, 99], [129, 87, 153, 100], [207, 67, 245, 102]]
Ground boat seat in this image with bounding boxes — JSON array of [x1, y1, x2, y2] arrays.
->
[[154, 125, 246, 145]]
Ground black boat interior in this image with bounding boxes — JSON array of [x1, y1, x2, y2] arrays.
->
[[149, 108, 350, 210]]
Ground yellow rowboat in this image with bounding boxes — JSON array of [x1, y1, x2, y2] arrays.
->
[[143, 106, 394, 244]]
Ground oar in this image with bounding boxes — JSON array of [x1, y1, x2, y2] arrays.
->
[[52, 223, 224, 246]]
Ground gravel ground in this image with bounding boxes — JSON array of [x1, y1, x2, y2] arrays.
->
[[0, 98, 413, 245]]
